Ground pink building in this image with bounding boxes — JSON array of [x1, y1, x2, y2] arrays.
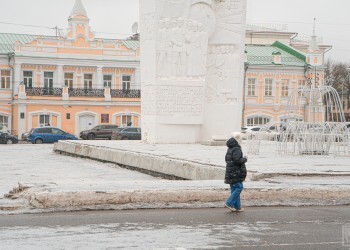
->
[[0, 0, 141, 138]]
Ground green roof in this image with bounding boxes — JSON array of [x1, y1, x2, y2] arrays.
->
[[246, 42, 307, 67], [122, 40, 139, 50], [0, 33, 37, 46], [0, 44, 14, 54], [0, 33, 140, 54]]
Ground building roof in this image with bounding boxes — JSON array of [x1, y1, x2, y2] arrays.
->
[[70, 0, 88, 18], [0, 33, 37, 45], [246, 41, 307, 67], [0, 32, 140, 55]]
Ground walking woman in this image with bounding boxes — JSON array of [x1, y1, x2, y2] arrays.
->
[[224, 132, 247, 212]]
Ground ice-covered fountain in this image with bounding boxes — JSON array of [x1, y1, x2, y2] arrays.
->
[[248, 22, 349, 157], [248, 82, 350, 157]]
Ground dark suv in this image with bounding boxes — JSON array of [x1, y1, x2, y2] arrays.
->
[[112, 127, 141, 140], [80, 125, 119, 140]]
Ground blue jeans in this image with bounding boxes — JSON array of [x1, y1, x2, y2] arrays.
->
[[225, 182, 243, 209]]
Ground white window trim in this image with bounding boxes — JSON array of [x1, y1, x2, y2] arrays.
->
[[264, 78, 274, 97], [64, 72, 75, 88], [247, 78, 257, 96], [43, 71, 54, 88], [103, 74, 113, 88], [112, 111, 140, 127], [281, 79, 290, 98], [27, 111, 61, 131], [0, 69, 12, 90], [83, 73, 94, 89], [0, 113, 11, 131], [246, 115, 272, 126], [121, 74, 132, 90]]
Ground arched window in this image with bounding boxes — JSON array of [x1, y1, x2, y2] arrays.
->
[[113, 112, 140, 127], [0, 115, 9, 131], [247, 116, 271, 126]]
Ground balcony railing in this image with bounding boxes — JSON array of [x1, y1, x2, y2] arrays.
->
[[111, 89, 141, 98], [23, 86, 141, 98], [26, 87, 63, 96], [68, 88, 105, 97]]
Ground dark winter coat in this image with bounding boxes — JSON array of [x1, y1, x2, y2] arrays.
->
[[224, 138, 247, 184]]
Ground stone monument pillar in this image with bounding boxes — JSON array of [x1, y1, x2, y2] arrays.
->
[[140, 0, 247, 143]]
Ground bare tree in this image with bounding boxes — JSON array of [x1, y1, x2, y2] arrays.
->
[[325, 60, 350, 110]]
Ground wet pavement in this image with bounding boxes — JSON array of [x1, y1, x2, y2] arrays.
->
[[0, 206, 349, 249]]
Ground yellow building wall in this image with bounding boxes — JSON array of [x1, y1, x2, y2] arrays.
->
[[22, 103, 140, 135]]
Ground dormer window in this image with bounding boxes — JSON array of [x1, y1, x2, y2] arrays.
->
[[272, 51, 282, 65]]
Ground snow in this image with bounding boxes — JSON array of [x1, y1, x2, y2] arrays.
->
[[0, 222, 284, 249], [0, 143, 349, 214]]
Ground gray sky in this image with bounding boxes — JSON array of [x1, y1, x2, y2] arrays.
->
[[0, 0, 349, 62]]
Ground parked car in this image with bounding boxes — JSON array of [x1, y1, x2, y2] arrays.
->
[[27, 127, 77, 144], [0, 125, 11, 134], [112, 127, 141, 140], [0, 132, 18, 144], [21, 131, 30, 141], [80, 125, 119, 140], [241, 126, 261, 139]]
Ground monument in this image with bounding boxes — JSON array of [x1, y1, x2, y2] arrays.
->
[[140, 0, 247, 143]]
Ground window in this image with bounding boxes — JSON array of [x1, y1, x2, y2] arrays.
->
[[84, 74, 93, 89], [104, 75, 112, 88], [247, 78, 256, 96], [1, 70, 11, 89], [298, 80, 306, 97], [44, 72, 54, 89], [36, 127, 52, 134], [281, 79, 289, 98], [52, 128, 65, 135], [20, 113, 25, 119], [65, 73, 74, 88], [39, 114, 50, 127], [247, 116, 271, 126], [66, 113, 71, 120], [121, 115, 132, 126], [0, 115, 9, 130], [122, 75, 131, 90], [264, 78, 273, 96], [23, 71, 33, 88]]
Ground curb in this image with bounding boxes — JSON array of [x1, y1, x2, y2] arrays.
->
[[53, 141, 225, 180], [21, 186, 350, 211]]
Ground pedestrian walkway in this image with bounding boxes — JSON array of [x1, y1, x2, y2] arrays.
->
[[0, 142, 349, 214]]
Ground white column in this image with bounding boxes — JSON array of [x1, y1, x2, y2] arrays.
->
[[134, 66, 141, 89], [17, 104, 26, 140], [14, 63, 21, 95], [97, 66, 103, 89], [57, 65, 64, 87]]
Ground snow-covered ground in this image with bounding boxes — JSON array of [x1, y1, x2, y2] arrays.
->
[[0, 143, 349, 214], [0, 144, 156, 198]]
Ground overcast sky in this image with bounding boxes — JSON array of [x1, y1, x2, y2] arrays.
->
[[0, 0, 349, 62]]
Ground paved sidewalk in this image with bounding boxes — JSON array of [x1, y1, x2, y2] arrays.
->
[[1, 142, 349, 214]]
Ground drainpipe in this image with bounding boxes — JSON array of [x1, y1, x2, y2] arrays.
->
[[7, 52, 15, 133], [241, 62, 249, 127]]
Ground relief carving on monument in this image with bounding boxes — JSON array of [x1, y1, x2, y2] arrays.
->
[[140, 14, 156, 41], [142, 85, 204, 116], [206, 44, 240, 104], [211, 0, 245, 44], [157, 18, 208, 79]]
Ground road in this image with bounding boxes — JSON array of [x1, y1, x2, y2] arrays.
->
[[1, 206, 349, 249]]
